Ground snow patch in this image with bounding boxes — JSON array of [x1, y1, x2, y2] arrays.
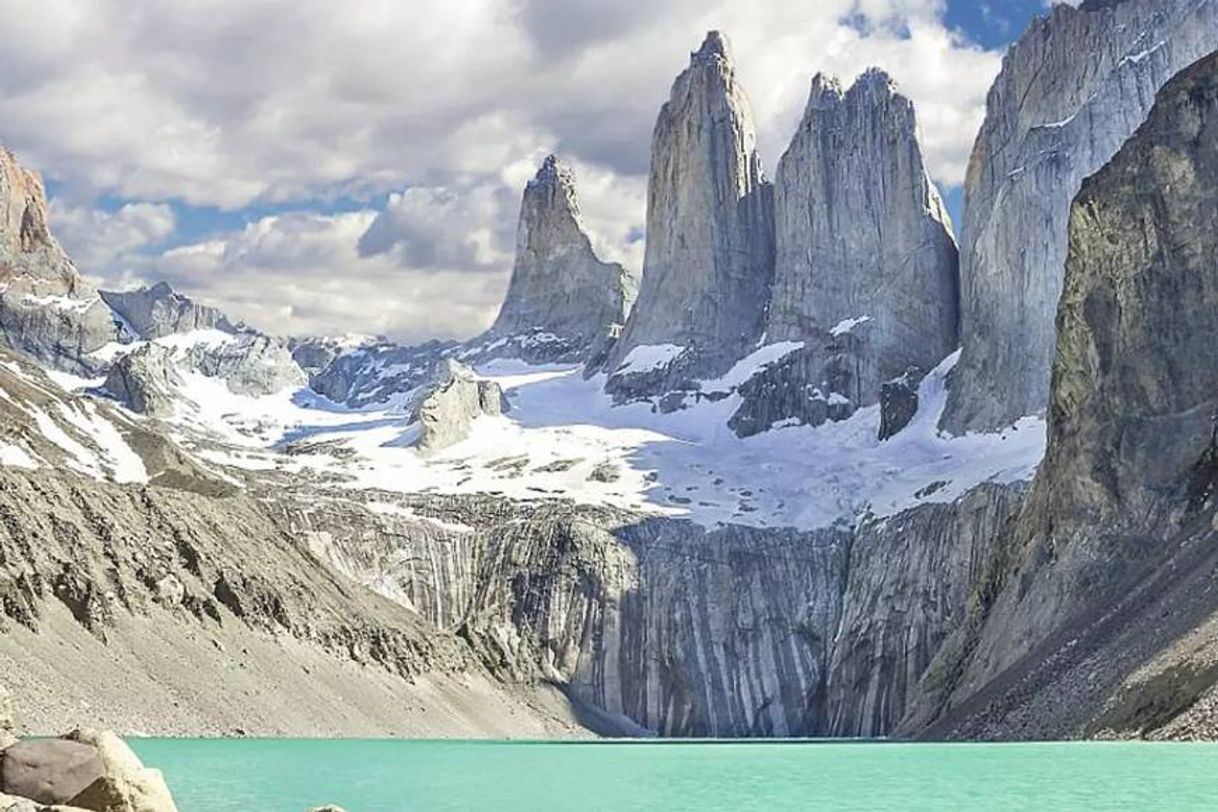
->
[[616, 344, 685, 374], [830, 316, 871, 337]]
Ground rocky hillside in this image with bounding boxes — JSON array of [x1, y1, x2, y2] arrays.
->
[[944, 0, 1218, 433]]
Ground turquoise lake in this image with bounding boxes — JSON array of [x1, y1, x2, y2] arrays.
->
[[128, 739, 1218, 811]]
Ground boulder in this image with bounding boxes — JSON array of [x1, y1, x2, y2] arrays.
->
[[103, 345, 184, 418], [0, 740, 104, 807], [60, 729, 177, 812], [414, 360, 507, 455], [0, 793, 90, 811]]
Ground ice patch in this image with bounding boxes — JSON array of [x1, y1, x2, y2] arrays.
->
[[830, 316, 871, 337], [704, 342, 804, 393]]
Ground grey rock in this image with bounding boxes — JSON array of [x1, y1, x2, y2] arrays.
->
[[0, 148, 119, 375], [185, 333, 305, 397], [0, 685, 11, 737], [0, 792, 89, 811], [484, 155, 636, 365], [414, 360, 506, 455], [768, 70, 957, 411], [0, 740, 104, 807], [103, 345, 184, 418], [728, 344, 856, 438], [606, 32, 775, 390], [307, 340, 453, 409], [820, 483, 1026, 737], [878, 367, 925, 441], [944, 0, 1218, 432], [289, 334, 381, 376], [100, 283, 235, 341]]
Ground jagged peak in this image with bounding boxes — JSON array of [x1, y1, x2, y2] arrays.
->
[[525, 153, 582, 219], [801, 67, 910, 122], [851, 67, 898, 96], [691, 30, 732, 66]]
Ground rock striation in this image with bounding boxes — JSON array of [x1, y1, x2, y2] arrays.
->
[[765, 70, 957, 412], [0, 148, 119, 374], [100, 283, 234, 341], [606, 32, 774, 390], [943, 0, 1218, 433], [485, 155, 636, 366]]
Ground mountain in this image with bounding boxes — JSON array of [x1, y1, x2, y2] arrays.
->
[[905, 51, 1218, 739], [732, 69, 958, 437], [3, 21, 1218, 745], [0, 148, 120, 374], [481, 155, 636, 366], [605, 31, 775, 394], [943, 0, 1218, 433]]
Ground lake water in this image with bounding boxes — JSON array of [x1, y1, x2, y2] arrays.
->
[[128, 739, 1218, 811]]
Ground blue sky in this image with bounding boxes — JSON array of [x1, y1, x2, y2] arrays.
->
[[4, 0, 1060, 339]]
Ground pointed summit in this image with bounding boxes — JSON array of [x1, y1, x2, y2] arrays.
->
[[692, 30, 732, 64], [487, 154, 635, 360], [606, 31, 774, 388], [762, 67, 958, 416]]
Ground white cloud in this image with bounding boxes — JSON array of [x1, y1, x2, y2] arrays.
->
[[50, 199, 175, 277]]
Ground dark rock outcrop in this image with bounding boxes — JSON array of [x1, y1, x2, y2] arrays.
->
[[944, 0, 1218, 432], [878, 367, 925, 441], [606, 32, 775, 391]]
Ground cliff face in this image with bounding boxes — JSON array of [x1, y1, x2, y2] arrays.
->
[[766, 70, 958, 404], [0, 148, 119, 373], [606, 32, 775, 388], [910, 52, 1218, 740], [944, 0, 1218, 433], [486, 156, 635, 365], [100, 282, 235, 340]]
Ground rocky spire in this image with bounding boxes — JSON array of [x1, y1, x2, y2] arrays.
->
[[767, 68, 958, 401], [606, 30, 775, 382], [488, 154, 635, 355], [942, 0, 1218, 433], [0, 146, 118, 373]]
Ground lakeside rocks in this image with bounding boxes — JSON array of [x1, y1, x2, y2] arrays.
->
[[607, 32, 775, 388], [486, 155, 635, 365], [944, 0, 1218, 433]]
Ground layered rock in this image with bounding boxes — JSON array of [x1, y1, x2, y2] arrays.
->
[[103, 345, 184, 418], [760, 70, 957, 425], [0, 149, 118, 374], [907, 53, 1218, 739], [606, 32, 774, 391], [484, 155, 636, 365], [413, 360, 506, 455], [100, 282, 234, 341], [944, 0, 1218, 432]]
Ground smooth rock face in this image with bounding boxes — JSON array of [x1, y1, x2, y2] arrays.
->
[[414, 360, 506, 455], [767, 70, 957, 404], [607, 31, 775, 386], [100, 283, 234, 341], [0, 740, 103, 807], [0, 148, 118, 374], [487, 155, 636, 364], [944, 0, 1218, 432]]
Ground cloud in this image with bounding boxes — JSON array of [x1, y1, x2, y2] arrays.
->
[[1, 0, 1010, 339], [50, 200, 175, 278]]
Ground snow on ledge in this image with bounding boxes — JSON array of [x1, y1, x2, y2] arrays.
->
[[616, 344, 685, 374]]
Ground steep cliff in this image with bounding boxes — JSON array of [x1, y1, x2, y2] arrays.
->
[[911, 52, 1218, 740], [484, 156, 635, 365], [0, 148, 119, 374], [944, 0, 1218, 432], [606, 32, 774, 392], [759, 70, 957, 427]]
